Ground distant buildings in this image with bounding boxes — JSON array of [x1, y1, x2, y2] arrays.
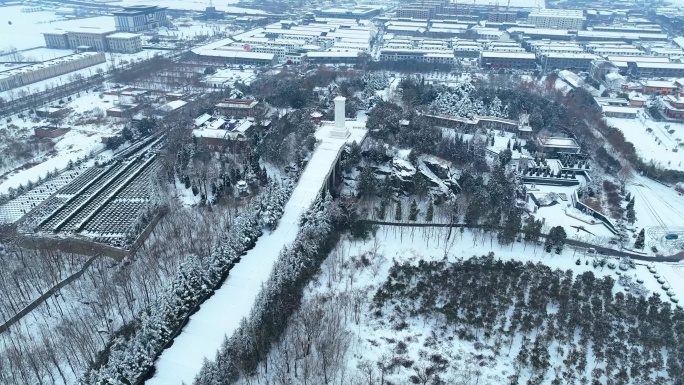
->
[[0, 52, 106, 91], [113, 5, 168, 33], [527, 9, 585, 30], [43, 27, 142, 53], [315, 6, 383, 19], [480, 51, 537, 69]]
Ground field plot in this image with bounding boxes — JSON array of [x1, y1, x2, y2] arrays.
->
[[605, 116, 684, 171], [239, 226, 684, 385]]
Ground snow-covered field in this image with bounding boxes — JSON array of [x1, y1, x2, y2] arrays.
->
[[605, 115, 684, 171], [0, 129, 107, 195], [147, 118, 368, 385], [630, 175, 684, 255]]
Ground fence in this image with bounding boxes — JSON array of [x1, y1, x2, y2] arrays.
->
[[0, 256, 96, 333]]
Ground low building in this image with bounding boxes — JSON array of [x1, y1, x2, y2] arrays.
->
[[315, 6, 382, 19], [215, 98, 259, 117], [480, 51, 537, 69], [633, 62, 684, 78], [192, 43, 277, 66], [629, 93, 647, 107], [540, 53, 598, 71], [0, 52, 106, 91], [601, 105, 639, 119], [305, 51, 361, 65], [537, 137, 581, 154], [157, 100, 187, 115], [379, 48, 454, 64], [642, 80, 676, 94], [35, 106, 70, 118], [34, 126, 70, 138], [105, 33, 142, 53], [106, 103, 145, 118], [662, 94, 684, 119]]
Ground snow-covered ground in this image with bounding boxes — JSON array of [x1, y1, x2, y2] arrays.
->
[[529, 183, 617, 242], [630, 175, 684, 255], [605, 115, 684, 171], [147, 117, 368, 385], [0, 90, 127, 194], [0, 129, 109, 195]]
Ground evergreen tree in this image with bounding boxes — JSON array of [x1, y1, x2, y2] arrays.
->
[[545, 226, 567, 253], [376, 199, 387, 220], [408, 200, 418, 221], [425, 200, 434, 222], [626, 205, 636, 224], [498, 209, 522, 245], [395, 201, 403, 221], [634, 228, 645, 249], [358, 166, 376, 198]]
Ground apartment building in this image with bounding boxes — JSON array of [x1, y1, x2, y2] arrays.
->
[[480, 51, 537, 69], [0, 52, 106, 91], [527, 9, 585, 30]]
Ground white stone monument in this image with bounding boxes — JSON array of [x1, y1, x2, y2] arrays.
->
[[330, 96, 350, 139]]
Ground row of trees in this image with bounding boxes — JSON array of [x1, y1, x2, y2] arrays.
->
[[195, 195, 346, 384], [79, 181, 292, 384]]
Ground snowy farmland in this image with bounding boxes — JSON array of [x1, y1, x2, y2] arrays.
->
[[605, 115, 684, 171], [237, 225, 684, 385]]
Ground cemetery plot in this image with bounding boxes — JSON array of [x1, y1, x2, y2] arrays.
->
[[20, 137, 164, 250]]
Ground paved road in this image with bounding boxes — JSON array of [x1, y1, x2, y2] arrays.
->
[[362, 220, 684, 263]]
